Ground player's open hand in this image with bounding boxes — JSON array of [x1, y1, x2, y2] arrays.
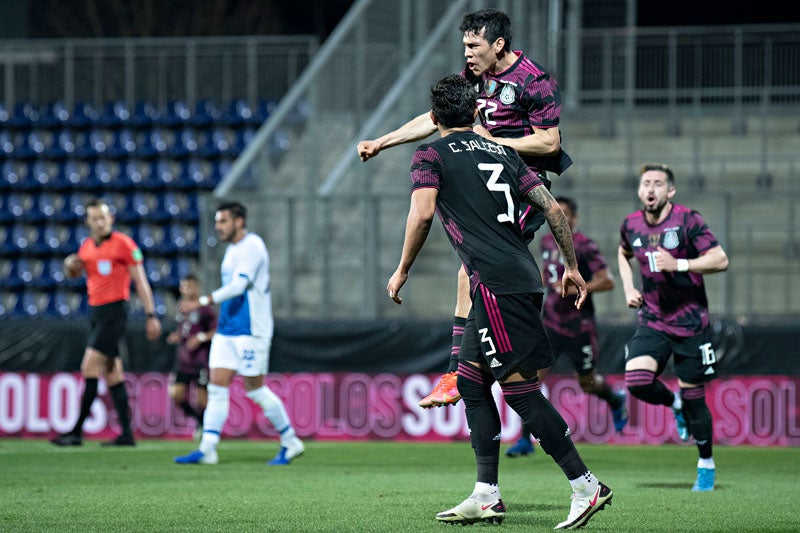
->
[[387, 269, 407, 305], [562, 267, 587, 309], [357, 140, 381, 162], [145, 317, 162, 341]]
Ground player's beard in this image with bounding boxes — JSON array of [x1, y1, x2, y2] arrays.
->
[[644, 198, 669, 218]]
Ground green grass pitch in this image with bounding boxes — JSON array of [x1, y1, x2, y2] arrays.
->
[[2, 438, 797, 532]]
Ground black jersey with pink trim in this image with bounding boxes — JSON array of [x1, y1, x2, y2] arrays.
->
[[461, 51, 572, 175], [541, 231, 608, 337], [410, 130, 545, 296], [619, 204, 720, 337]]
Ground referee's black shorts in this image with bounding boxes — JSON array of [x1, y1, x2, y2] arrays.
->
[[87, 300, 128, 358]]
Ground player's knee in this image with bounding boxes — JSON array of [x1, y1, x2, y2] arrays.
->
[[456, 364, 492, 404], [625, 368, 656, 400]]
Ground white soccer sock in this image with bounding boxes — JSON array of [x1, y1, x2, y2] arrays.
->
[[246, 386, 296, 445], [671, 394, 683, 411], [570, 471, 599, 497], [200, 384, 229, 454], [698, 457, 715, 469], [473, 482, 500, 501]]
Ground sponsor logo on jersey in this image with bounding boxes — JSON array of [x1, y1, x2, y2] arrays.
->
[[490, 358, 502, 368], [632, 237, 642, 248]]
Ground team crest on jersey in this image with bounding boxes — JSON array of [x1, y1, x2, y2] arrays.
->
[[663, 230, 680, 250], [97, 260, 112, 276], [499, 84, 515, 104]]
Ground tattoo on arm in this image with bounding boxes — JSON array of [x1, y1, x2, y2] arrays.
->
[[525, 186, 577, 268]]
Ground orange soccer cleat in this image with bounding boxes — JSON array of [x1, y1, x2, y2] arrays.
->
[[418, 371, 461, 408]]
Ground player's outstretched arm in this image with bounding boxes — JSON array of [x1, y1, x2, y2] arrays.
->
[[473, 125, 561, 158], [357, 112, 437, 162], [387, 188, 436, 304]]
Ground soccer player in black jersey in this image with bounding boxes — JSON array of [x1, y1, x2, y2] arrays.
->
[[359, 9, 570, 408], [387, 74, 612, 530]]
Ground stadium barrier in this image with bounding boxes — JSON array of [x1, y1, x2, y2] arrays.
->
[[0, 317, 798, 445]]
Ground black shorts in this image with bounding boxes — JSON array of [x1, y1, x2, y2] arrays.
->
[[625, 325, 718, 384], [171, 369, 209, 387], [87, 300, 128, 358], [460, 287, 553, 382], [546, 326, 597, 376]]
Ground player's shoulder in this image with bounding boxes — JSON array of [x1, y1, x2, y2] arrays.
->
[[411, 141, 445, 165], [623, 210, 644, 224], [111, 230, 138, 248], [516, 53, 549, 79]]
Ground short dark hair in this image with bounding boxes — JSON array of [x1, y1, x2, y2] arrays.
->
[[85, 197, 108, 211], [460, 9, 512, 52], [216, 201, 247, 222], [181, 273, 199, 283], [640, 162, 675, 186], [430, 74, 477, 129], [555, 196, 578, 215]]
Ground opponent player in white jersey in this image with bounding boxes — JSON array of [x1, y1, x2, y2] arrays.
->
[[174, 201, 304, 466]]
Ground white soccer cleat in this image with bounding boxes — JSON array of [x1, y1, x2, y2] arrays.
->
[[268, 437, 305, 466], [173, 449, 218, 465], [435, 494, 506, 525], [555, 481, 613, 530]]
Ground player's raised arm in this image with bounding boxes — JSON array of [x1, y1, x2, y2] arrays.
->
[[357, 112, 438, 162]]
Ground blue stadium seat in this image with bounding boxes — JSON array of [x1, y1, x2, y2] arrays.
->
[[130, 100, 159, 130], [4, 258, 35, 289], [45, 290, 73, 317], [30, 160, 68, 191], [190, 99, 221, 129], [25, 192, 62, 225], [19, 290, 48, 318], [249, 99, 277, 127], [75, 129, 109, 160], [197, 128, 228, 160], [0, 103, 8, 129], [98, 101, 130, 129], [119, 159, 148, 190], [145, 257, 180, 289], [0, 130, 15, 160], [2, 160, 36, 191], [14, 131, 48, 161], [36, 258, 66, 290], [45, 129, 77, 160], [157, 100, 191, 129], [5, 193, 33, 220], [134, 129, 168, 160], [178, 194, 200, 223], [0, 258, 25, 289], [106, 128, 137, 160], [0, 195, 14, 225], [9, 102, 38, 131], [176, 159, 206, 191], [286, 98, 312, 132], [168, 128, 199, 160], [0, 291, 24, 318], [135, 223, 165, 255], [167, 223, 199, 256], [37, 101, 71, 130], [31, 224, 71, 255], [221, 99, 252, 128], [175, 257, 196, 280], [89, 160, 121, 190], [68, 101, 98, 130]]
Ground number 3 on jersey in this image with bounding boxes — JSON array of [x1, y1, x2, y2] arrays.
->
[[479, 163, 514, 224]]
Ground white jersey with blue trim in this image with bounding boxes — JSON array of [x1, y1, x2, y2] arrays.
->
[[216, 232, 274, 338]]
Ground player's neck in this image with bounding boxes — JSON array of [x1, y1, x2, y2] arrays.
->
[[489, 50, 518, 75], [644, 202, 673, 225], [440, 126, 473, 137]]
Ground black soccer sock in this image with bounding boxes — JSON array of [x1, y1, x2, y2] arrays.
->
[[456, 362, 500, 485], [501, 379, 588, 479], [681, 386, 713, 459], [179, 400, 202, 424], [109, 382, 133, 436], [446, 316, 467, 373], [72, 378, 99, 435], [625, 369, 675, 406]]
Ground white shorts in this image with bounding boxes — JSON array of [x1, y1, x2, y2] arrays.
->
[[208, 334, 271, 377]]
